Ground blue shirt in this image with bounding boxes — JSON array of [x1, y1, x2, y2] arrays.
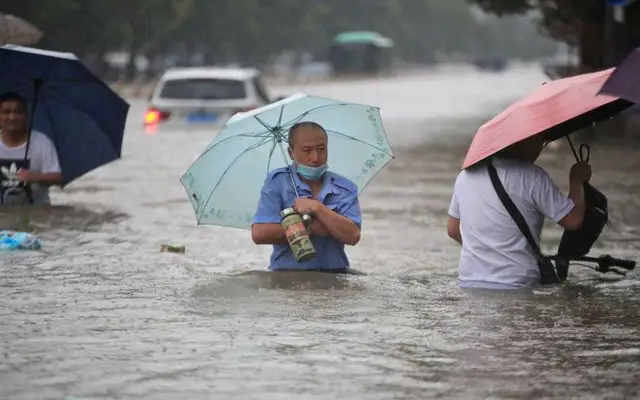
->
[[252, 165, 362, 270]]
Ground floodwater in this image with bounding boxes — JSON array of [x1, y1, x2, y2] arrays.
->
[[1, 63, 639, 400]]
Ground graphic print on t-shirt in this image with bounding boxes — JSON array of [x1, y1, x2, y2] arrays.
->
[[0, 159, 32, 205]]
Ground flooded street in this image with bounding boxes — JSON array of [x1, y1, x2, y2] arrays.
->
[[1, 64, 639, 400]]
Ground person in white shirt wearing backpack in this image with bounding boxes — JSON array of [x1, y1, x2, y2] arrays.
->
[[447, 135, 591, 290]]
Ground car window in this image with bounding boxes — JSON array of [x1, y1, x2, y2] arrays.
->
[[252, 76, 270, 103], [159, 78, 247, 100]]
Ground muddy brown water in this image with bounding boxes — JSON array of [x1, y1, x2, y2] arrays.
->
[[1, 64, 639, 400]]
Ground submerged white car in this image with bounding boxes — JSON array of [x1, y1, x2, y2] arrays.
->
[[144, 67, 283, 129]]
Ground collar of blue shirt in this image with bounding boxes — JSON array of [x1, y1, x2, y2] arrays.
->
[[288, 163, 340, 202]]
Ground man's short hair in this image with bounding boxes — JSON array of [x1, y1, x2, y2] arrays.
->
[[287, 121, 327, 148], [0, 92, 28, 113]]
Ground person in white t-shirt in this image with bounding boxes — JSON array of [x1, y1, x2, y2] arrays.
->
[[0, 92, 62, 205], [447, 135, 592, 290]]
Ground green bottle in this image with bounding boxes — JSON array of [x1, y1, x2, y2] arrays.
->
[[280, 208, 316, 262]]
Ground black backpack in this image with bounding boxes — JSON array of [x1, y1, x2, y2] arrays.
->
[[554, 144, 609, 280], [555, 182, 608, 279]]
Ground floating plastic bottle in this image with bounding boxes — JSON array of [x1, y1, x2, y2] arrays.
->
[[0, 230, 42, 251]]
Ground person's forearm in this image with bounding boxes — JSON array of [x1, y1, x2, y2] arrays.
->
[[252, 223, 288, 245], [30, 172, 62, 186], [568, 180, 586, 219], [253, 219, 331, 245], [309, 218, 329, 237], [447, 217, 462, 245], [314, 205, 360, 245]]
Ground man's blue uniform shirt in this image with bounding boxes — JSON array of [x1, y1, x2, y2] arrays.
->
[[252, 165, 362, 270]]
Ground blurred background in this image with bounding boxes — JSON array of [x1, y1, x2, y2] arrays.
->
[[3, 2, 640, 399], [6, 1, 639, 83], [7, 0, 638, 135], [2, 0, 610, 88]]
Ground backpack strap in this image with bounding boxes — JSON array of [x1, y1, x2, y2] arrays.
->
[[486, 158, 558, 283]]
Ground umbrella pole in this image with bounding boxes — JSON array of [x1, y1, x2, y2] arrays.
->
[[276, 140, 300, 198], [565, 135, 580, 162], [276, 139, 313, 229], [23, 78, 43, 161]]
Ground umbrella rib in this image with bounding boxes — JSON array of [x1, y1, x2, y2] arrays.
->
[[0, 47, 43, 79], [276, 103, 394, 155], [266, 140, 278, 176], [41, 56, 66, 83], [44, 79, 131, 105], [324, 129, 394, 158], [266, 101, 394, 158], [43, 89, 121, 154], [252, 102, 364, 144], [41, 99, 66, 182], [253, 115, 276, 132], [253, 114, 289, 143], [181, 130, 271, 174], [278, 103, 345, 128], [0, 76, 128, 155], [276, 100, 286, 127], [197, 136, 272, 222]]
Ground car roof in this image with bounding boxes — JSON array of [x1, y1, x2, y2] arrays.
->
[[160, 67, 260, 81]]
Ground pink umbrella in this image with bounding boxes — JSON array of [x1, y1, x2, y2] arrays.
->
[[462, 68, 632, 169]]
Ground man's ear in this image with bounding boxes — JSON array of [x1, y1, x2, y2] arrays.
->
[[288, 146, 294, 160]]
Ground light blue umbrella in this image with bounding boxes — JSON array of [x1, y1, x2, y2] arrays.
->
[[180, 93, 394, 229]]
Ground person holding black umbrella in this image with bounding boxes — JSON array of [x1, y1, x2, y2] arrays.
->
[[0, 91, 61, 205]]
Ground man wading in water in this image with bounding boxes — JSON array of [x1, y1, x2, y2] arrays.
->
[[0, 92, 62, 205], [447, 135, 591, 289], [251, 121, 362, 272]]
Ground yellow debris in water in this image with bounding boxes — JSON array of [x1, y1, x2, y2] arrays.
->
[[160, 243, 185, 253]]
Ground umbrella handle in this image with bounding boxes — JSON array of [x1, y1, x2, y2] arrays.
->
[[579, 144, 590, 162], [565, 136, 590, 163]]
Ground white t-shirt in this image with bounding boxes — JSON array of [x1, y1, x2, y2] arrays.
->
[[0, 130, 61, 205], [448, 158, 575, 290]]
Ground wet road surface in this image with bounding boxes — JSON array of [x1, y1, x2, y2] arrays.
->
[[1, 63, 639, 400]]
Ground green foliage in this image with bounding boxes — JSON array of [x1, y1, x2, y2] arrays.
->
[[468, 0, 640, 70], [7, 0, 558, 67]]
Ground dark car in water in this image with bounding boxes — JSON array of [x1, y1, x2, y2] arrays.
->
[[472, 56, 508, 72]]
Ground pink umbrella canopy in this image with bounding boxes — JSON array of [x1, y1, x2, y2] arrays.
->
[[0, 14, 42, 46], [462, 68, 632, 169]]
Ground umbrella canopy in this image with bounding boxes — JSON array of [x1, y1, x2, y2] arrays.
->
[[0, 14, 42, 46], [0, 45, 130, 185], [599, 47, 640, 105], [462, 68, 633, 169], [181, 93, 394, 229]]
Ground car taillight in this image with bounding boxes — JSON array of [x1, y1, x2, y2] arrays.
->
[[144, 108, 170, 125]]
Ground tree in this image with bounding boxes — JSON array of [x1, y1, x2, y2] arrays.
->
[[7, 0, 562, 80], [467, 0, 640, 71]]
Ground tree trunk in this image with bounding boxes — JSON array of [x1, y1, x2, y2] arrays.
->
[[578, 0, 605, 71], [125, 39, 139, 83]]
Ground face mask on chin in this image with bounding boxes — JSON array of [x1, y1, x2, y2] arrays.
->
[[289, 148, 328, 181], [297, 163, 328, 181]]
